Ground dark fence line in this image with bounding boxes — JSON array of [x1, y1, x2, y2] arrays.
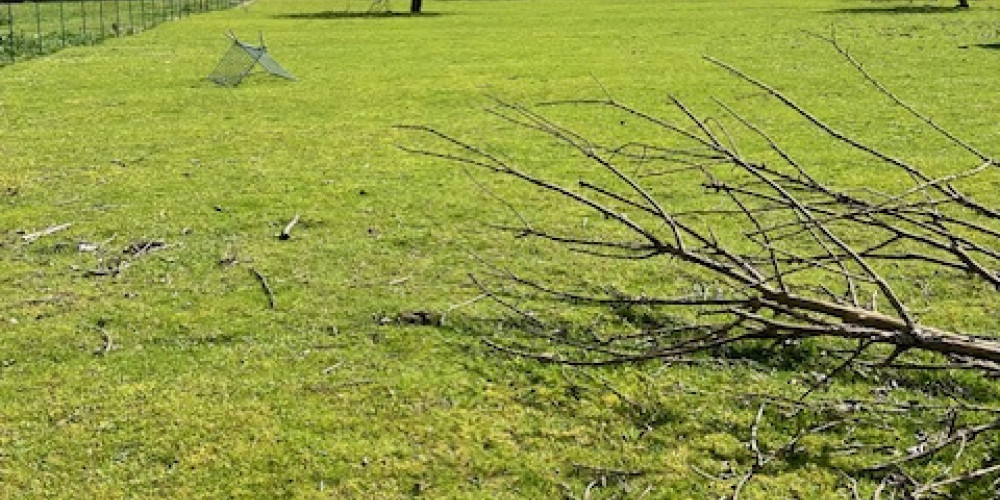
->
[[1, 0, 241, 66]]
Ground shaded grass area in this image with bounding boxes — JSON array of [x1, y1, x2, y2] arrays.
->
[[828, 5, 973, 14], [2, 0, 1000, 497], [274, 11, 449, 19]]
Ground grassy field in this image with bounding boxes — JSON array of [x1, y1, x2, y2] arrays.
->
[[0, 0, 239, 61], [2, 0, 1000, 497]]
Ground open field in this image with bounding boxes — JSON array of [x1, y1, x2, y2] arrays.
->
[[2, 0, 1000, 497]]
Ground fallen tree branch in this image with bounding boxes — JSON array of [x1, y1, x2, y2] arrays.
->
[[21, 222, 72, 244], [399, 52, 1000, 496], [279, 214, 301, 241], [250, 267, 277, 310]]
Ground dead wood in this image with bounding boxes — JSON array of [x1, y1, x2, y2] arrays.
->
[[84, 239, 175, 277], [94, 328, 113, 356], [399, 51, 1000, 496], [393, 310, 442, 326], [123, 239, 167, 256], [279, 214, 301, 241], [21, 222, 72, 244], [250, 267, 277, 310]]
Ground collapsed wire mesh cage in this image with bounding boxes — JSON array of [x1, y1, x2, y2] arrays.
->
[[207, 31, 296, 86]]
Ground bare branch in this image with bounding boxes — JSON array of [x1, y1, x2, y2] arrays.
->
[[399, 52, 1000, 497]]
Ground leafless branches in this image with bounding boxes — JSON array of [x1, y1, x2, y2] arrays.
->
[[398, 87, 1000, 363], [398, 52, 1000, 496]]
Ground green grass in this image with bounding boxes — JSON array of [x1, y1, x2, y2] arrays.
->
[[0, 0, 239, 62], [2, 0, 1000, 497]]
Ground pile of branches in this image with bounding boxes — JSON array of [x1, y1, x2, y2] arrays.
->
[[400, 43, 1000, 498]]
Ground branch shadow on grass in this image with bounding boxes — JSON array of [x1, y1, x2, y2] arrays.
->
[[274, 11, 449, 20], [826, 5, 971, 14]]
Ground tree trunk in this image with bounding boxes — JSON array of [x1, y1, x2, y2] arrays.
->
[[411, 0, 423, 13]]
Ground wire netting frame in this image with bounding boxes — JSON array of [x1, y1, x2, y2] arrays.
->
[[207, 34, 296, 87], [1, 0, 243, 67]]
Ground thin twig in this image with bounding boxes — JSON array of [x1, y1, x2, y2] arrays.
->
[[864, 419, 1000, 472], [818, 30, 991, 163], [279, 214, 301, 240], [913, 463, 1000, 498], [751, 403, 766, 467], [732, 469, 755, 500], [94, 329, 113, 356], [21, 222, 72, 244], [250, 267, 277, 310]]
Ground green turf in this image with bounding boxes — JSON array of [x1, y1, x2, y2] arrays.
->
[[2, 0, 1000, 497], [0, 0, 239, 61]]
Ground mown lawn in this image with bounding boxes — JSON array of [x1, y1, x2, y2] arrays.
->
[[2, 0, 999, 497]]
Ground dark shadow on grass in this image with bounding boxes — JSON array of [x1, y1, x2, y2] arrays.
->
[[274, 11, 449, 20], [973, 42, 1000, 49], [826, 5, 971, 14]]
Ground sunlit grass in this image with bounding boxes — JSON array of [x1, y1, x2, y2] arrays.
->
[[2, 0, 1000, 497]]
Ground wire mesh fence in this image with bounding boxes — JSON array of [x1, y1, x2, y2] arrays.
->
[[1, 0, 242, 66]]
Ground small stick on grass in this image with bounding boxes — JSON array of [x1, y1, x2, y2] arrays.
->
[[94, 329, 113, 356], [22, 222, 73, 244], [250, 267, 277, 309], [279, 214, 301, 241]]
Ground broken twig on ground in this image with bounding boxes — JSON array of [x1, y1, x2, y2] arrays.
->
[[279, 214, 301, 241], [250, 267, 277, 310], [21, 222, 73, 244], [94, 328, 113, 356]]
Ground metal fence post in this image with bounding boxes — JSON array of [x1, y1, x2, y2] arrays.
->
[[34, 1, 41, 55], [5, 2, 13, 63], [82, 0, 89, 44], [60, 1, 67, 47], [2, 0, 235, 64]]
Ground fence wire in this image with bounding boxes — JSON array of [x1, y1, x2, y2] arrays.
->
[[1, 0, 241, 66]]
